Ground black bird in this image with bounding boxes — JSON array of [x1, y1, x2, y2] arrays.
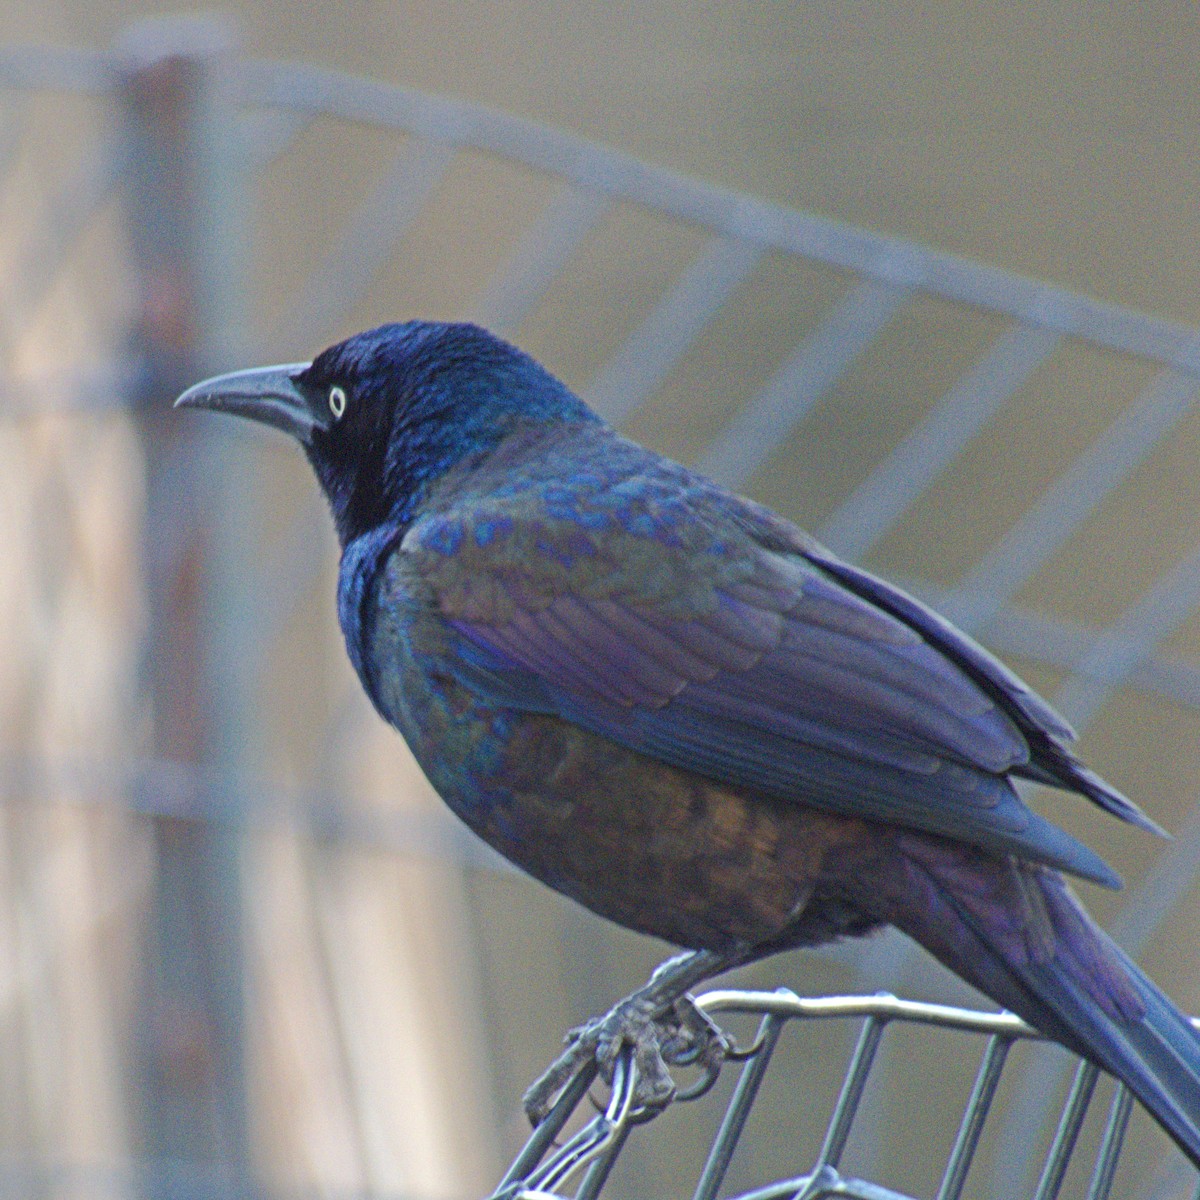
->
[[178, 320, 1200, 1162]]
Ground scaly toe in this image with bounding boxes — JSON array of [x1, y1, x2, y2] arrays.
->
[[523, 1030, 600, 1126], [524, 996, 679, 1124], [630, 1034, 677, 1111]]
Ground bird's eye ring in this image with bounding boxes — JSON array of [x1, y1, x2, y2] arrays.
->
[[328, 385, 347, 419]]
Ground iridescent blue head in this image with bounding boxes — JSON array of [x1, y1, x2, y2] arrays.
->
[[175, 320, 600, 544]]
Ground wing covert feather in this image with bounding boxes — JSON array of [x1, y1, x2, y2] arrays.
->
[[397, 473, 1125, 886]]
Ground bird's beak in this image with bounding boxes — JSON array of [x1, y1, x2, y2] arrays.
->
[[174, 362, 327, 444]]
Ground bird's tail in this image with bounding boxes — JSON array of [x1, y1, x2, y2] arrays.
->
[[884, 834, 1200, 1167]]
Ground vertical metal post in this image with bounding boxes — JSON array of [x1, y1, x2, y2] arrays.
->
[[116, 17, 252, 1198]]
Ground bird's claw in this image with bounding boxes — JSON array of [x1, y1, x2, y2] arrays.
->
[[522, 992, 733, 1127], [522, 999, 670, 1127], [658, 994, 732, 1065], [660, 995, 735, 1101]]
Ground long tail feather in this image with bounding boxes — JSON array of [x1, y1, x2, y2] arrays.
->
[[1019, 941, 1200, 1166], [886, 836, 1200, 1166]]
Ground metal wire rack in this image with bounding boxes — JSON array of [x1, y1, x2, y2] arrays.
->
[[491, 990, 1200, 1200]]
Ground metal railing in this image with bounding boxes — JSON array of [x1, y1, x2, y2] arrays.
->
[[493, 990, 1197, 1200]]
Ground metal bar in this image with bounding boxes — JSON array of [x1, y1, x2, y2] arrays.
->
[[0, 365, 134, 417], [1053, 540, 1200, 728], [238, 60, 1200, 378], [692, 1013, 787, 1200], [584, 234, 763, 425], [1, 142, 123, 337], [526, 1049, 638, 1193], [1031, 1060, 1101, 1200], [819, 325, 1062, 559], [0, 44, 114, 93], [792, 1164, 844, 1199], [934, 1035, 1013, 1200], [729, 1174, 918, 1200], [937, 368, 1199, 633], [698, 991, 1033, 1040], [1112, 804, 1200, 956], [270, 135, 457, 351], [723, 1179, 815, 1200], [4, 50, 1200, 369], [697, 279, 909, 489], [493, 1059, 599, 1191], [576, 1120, 633, 1200], [0, 751, 516, 871], [1086, 1085, 1134, 1200], [116, 18, 253, 1197], [815, 1016, 887, 1171], [239, 106, 316, 168], [471, 183, 612, 335]]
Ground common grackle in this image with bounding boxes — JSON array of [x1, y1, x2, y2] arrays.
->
[[178, 320, 1200, 1162]]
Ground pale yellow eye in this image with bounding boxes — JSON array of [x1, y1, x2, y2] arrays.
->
[[328, 385, 347, 419]]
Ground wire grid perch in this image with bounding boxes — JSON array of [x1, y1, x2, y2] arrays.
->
[[491, 990, 1200, 1200]]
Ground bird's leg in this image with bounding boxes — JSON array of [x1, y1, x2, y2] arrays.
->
[[523, 948, 733, 1126]]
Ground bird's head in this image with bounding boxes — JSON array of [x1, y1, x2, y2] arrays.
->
[[175, 320, 598, 544]]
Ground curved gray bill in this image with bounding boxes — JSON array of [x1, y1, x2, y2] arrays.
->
[[174, 362, 323, 443]]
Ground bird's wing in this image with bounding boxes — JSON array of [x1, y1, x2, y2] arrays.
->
[[790, 544, 1157, 834], [399, 474, 1126, 886]]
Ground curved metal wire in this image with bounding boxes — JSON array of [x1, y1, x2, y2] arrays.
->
[[492, 989, 1200, 1200]]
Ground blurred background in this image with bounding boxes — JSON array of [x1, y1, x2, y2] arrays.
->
[[2, 3, 1200, 1198]]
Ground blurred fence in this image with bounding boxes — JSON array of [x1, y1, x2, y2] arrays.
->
[[0, 13, 1200, 1200]]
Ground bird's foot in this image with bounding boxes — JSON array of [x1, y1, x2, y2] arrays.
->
[[522, 991, 733, 1127], [656, 994, 736, 1099]]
